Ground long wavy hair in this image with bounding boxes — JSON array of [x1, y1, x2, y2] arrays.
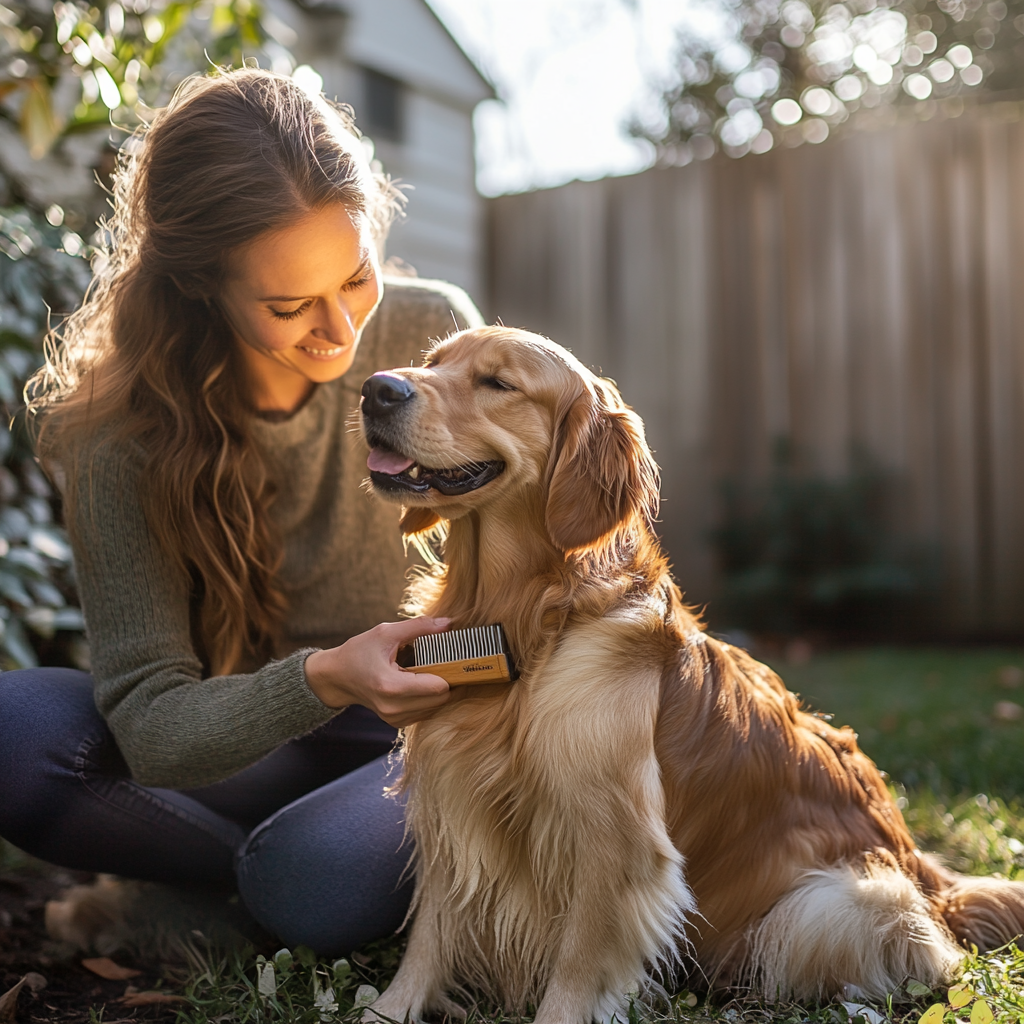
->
[[28, 67, 403, 675]]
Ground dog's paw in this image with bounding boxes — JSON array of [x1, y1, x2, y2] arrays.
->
[[361, 998, 415, 1024]]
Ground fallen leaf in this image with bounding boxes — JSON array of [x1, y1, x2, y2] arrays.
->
[[118, 990, 189, 1007], [906, 980, 933, 998], [81, 957, 142, 981], [919, 1004, 945, 1024], [949, 984, 973, 1008], [970, 999, 994, 1024], [0, 977, 27, 1023], [843, 1001, 886, 1024]]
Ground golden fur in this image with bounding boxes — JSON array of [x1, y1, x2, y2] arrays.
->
[[361, 326, 1024, 1023]]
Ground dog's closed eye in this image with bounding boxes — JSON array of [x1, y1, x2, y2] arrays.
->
[[478, 375, 517, 392]]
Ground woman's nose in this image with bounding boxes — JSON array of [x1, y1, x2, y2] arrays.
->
[[311, 297, 356, 345]]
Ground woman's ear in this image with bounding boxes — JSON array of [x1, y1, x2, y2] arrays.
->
[[401, 506, 442, 535], [544, 385, 660, 553]]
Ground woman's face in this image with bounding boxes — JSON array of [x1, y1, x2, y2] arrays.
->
[[219, 202, 383, 413]]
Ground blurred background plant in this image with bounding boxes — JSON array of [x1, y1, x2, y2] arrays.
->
[[0, 0, 292, 668], [633, 0, 1024, 159], [710, 441, 933, 637]]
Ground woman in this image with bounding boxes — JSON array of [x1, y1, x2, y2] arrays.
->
[[0, 67, 479, 954]]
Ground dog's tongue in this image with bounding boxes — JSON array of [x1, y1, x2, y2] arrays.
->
[[367, 448, 415, 475]]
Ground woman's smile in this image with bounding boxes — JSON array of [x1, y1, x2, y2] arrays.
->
[[298, 343, 348, 359]]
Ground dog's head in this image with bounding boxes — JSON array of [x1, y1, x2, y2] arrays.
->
[[360, 326, 660, 554]]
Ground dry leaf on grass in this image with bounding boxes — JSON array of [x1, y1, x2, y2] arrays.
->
[[118, 990, 188, 1007], [0, 976, 27, 1023], [81, 956, 142, 980], [0, 973, 44, 1022]]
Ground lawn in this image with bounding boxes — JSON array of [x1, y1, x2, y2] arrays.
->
[[777, 647, 1024, 798], [3, 647, 1024, 1024]]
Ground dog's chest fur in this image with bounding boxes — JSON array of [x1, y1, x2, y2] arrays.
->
[[400, 608, 690, 1011]]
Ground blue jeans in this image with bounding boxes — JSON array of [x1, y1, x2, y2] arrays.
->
[[0, 667, 413, 954]]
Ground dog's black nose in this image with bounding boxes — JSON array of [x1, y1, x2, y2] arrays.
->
[[361, 373, 416, 418]]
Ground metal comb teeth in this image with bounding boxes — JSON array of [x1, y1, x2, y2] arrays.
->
[[413, 624, 509, 666]]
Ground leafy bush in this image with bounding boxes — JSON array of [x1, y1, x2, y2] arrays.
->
[[0, 204, 92, 668], [710, 442, 933, 637]]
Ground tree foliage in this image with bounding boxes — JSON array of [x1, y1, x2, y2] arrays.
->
[[2, 0, 271, 162], [0, 0, 288, 668], [634, 0, 1024, 160]]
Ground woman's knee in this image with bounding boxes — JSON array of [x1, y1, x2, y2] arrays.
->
[[0, 668, 107, 840], [236, 757, 412, 955]]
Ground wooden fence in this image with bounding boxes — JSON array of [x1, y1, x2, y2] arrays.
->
[[486, 104, 1024, 634]]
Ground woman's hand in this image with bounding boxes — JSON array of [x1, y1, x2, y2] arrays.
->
[[304, 617, 452, 728]]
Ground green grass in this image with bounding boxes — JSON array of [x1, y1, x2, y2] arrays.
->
[[775, 647, 1024, 797], [9, 647, 1024, 1023]]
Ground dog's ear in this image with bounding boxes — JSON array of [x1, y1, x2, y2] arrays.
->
[[545, 384, 660, 553], [400, 506, 442, 535]]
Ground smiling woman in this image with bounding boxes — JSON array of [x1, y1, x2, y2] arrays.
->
[[0, 67, 483, 956]]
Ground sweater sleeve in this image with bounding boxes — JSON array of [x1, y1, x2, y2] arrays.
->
[[73, 445, 337, 789]]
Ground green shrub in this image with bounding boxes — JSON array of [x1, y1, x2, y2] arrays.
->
[[710, 442, 933, 637], [0, 205, 92, 668]]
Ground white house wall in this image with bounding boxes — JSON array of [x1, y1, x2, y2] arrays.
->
[[379, 91, 482, 298], [341, 0, 488, 110]]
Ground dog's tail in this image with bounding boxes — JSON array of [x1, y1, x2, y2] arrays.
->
[[935, 870, 1024, 952]]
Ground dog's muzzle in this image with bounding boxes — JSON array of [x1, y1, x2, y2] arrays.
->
[[361, 372, 506, 497]]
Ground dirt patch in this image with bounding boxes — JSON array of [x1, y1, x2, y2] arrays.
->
[[0, 862, 182, 1023]]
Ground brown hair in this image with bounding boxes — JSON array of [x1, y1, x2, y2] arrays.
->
[[28, 67, 402, 675]]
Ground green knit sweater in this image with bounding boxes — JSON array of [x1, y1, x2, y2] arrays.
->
[[71, 278, 482, 789]]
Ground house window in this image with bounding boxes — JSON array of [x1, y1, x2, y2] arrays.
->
[[362, 67, 403, 143]]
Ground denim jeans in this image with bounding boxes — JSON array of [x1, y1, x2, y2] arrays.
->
[[0, 667, 414, 954]]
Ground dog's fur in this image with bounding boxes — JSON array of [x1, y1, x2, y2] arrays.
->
[[360, 326, 1024, 1024]]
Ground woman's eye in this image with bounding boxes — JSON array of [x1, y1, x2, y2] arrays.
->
[[270, 301, 312, 321], [342, 269, 374, 292], [480, 376, 516, 392]]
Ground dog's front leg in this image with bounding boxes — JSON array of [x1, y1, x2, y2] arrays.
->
[[526, 632, 695, 1024], [531, 824, 690, 1024], [363, 893, 448, 1024]]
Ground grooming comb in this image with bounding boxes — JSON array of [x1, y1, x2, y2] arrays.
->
[[407, 624, 518, 686]]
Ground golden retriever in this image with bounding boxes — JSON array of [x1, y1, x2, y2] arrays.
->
[[360, 325, 1024, 1024]]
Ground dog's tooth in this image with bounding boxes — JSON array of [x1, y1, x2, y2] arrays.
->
[[409, 465, 420, 479]]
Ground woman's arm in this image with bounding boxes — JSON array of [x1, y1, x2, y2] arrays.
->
[[73, 447, 446, 789]]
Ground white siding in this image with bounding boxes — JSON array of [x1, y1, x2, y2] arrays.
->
[[342, 0, 490, 110], [379, 92, 483, 298], [270, 0, 490, 307]]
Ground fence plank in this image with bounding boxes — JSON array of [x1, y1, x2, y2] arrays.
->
[[485, 107, 1024, 633]]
